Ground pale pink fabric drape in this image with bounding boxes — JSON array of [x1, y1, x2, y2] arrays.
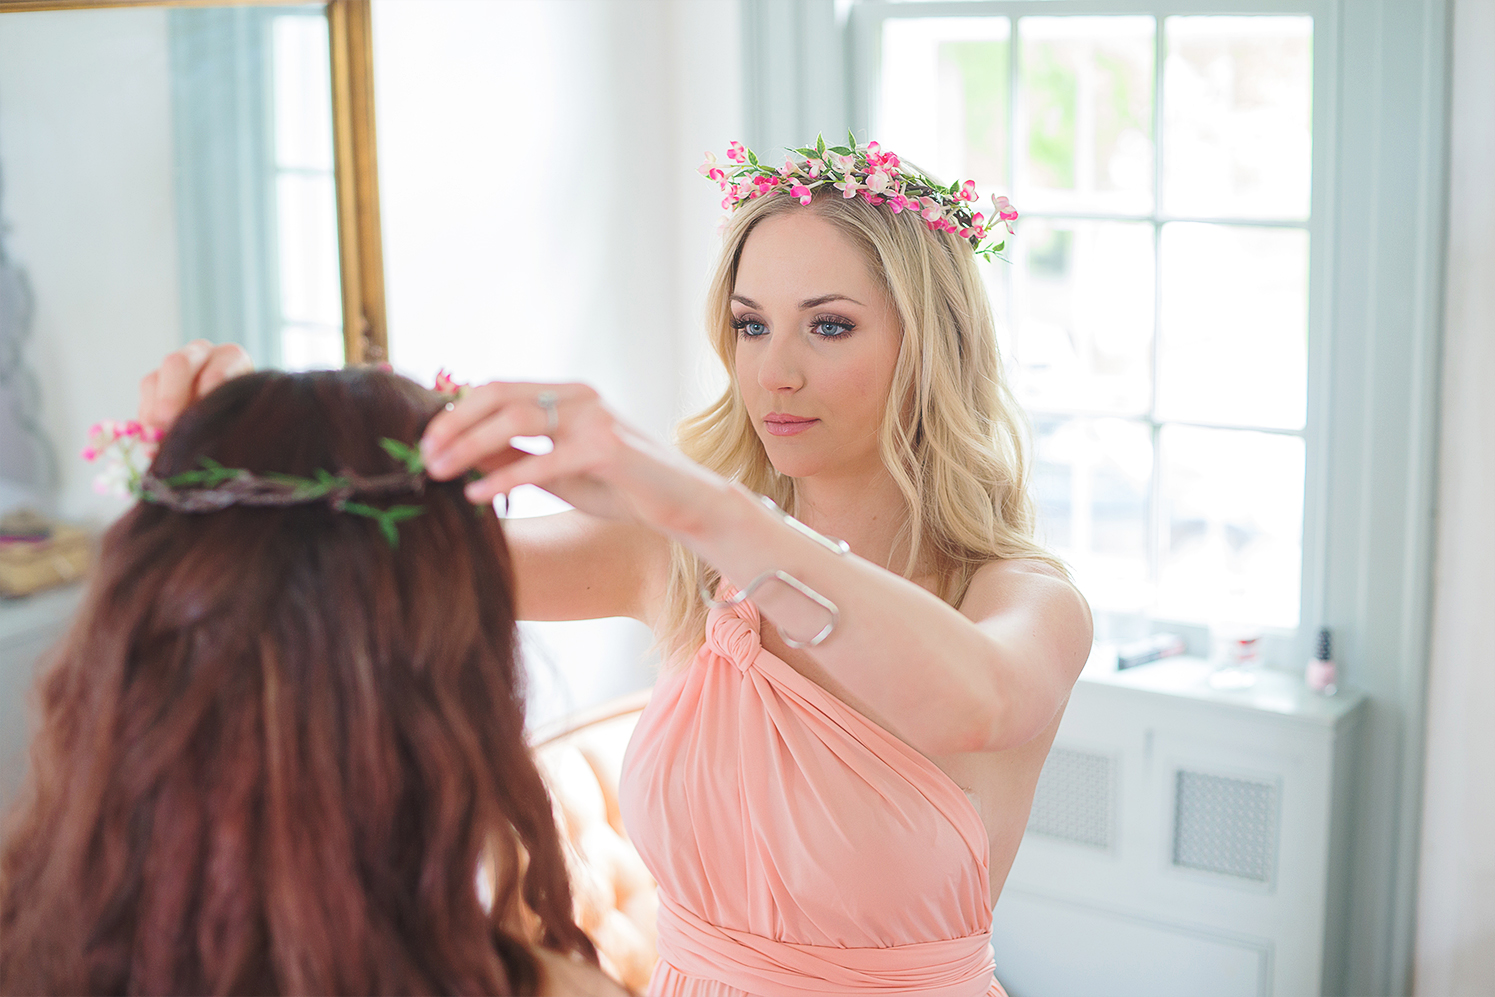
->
[[619, 588, 1006, 997]]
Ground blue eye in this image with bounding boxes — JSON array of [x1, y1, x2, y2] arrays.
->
[[734, 318, 769, 338], [811, 319, 854, 339]]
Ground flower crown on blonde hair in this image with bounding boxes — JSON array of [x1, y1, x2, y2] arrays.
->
[[699, 133, 1019, 259]]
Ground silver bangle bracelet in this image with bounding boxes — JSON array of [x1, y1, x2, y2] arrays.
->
[[698, 495, 850, 648]]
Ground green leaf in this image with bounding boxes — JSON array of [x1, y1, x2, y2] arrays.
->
[[385, 505, 426, 524], [846, 127, 857, 150], [160, 456, 241, 489], [379, 437, 425, 474], [747, 149, 759, 166], [342, 501, 425, 548], [816, 135, 827, 155]]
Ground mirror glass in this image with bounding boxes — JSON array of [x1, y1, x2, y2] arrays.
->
[[0, 1, 344, 523]]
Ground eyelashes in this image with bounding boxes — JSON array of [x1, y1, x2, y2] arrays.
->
[[810, 316, 855, 338], [731, 314, 857, 340]]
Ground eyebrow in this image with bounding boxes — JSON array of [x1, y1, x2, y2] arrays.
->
[[731, 293, 865, 310]]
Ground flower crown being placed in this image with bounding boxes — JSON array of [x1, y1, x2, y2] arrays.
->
[[699, 133, 1019, 259], [82, 370, 474, 548]]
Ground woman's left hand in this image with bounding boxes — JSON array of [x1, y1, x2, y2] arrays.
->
[[420, 381, 725, 540]]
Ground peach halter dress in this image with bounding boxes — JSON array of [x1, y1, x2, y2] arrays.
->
[[618, 588, 1006, 997]]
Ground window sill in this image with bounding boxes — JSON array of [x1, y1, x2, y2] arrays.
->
[[1079, 651, 1364, 729]]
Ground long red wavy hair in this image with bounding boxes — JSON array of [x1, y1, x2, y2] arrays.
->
[[0, 369, 594, 994]]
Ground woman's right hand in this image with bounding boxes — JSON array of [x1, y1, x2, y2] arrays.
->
[[137, 339, 254, 433]]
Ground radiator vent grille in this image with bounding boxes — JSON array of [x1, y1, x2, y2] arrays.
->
[[1026, 747, 1114, 850], [1172, 770, 1277, 882]]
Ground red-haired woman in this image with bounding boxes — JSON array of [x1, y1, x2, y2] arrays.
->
[[0, 369, 627, 996]]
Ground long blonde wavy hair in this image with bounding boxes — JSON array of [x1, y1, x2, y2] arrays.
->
[[657, 187, 1064, 663]]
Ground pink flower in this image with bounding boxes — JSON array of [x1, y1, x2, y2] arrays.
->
[[830, 152, 856, 175], [921, 201, 943, 223], [806, 158, 824, 178], [865, 168, 893, 195], [861, 191, 885, 205], [791, 184, 813, 205], [864, 141, 900, 171], [888, 192, 913, 214], [835, 174, 862, 198], [958, 180, 978, 202], [727, 140, 747, 164], [781, 158, 798, 177], [992, 194, 1019, 222], [697, 152, 725, 181], [434, 368, 468, 396]]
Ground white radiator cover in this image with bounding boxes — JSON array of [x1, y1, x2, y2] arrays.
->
[[993, 657, 1364, 997]]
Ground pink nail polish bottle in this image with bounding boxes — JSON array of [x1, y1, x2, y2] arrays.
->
[[1307, 626, 1337, 695]]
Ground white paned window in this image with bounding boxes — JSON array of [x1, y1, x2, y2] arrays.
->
[[271, 11, 344, 371], [873, 5, 1315, 641]]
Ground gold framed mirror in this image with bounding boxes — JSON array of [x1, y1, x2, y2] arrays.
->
[[0, 0, 387, 365]]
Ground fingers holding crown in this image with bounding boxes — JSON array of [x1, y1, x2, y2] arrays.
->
[[421, 382, 597, 482]]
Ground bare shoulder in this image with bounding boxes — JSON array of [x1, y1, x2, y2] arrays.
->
[[959, 558, 1094, 664], [962, 557, 1088, 616], [504, 510, 672, 623], [533, 947, 632, 997]]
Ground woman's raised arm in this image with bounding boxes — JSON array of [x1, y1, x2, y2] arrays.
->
[[503, 511, 671, 623], [422, 379, 1094, 757]]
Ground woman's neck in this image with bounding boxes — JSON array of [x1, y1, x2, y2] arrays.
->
[[792, 466, 915, 575]]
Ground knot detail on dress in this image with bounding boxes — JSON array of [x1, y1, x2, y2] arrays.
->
[[705, 584, 761, 672]]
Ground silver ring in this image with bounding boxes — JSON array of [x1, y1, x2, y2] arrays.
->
[[535, 390, 560, 435]]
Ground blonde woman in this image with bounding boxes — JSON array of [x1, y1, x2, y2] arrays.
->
[[140, 140, 1092, 997]]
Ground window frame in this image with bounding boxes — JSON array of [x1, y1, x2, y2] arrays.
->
[[850, 0, 1338, 671]]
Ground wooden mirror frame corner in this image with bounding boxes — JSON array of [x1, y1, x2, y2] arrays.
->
[[0, 0, 388, 364]]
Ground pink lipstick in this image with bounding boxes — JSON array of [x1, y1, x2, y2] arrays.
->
[[764, 414, 819, 437]]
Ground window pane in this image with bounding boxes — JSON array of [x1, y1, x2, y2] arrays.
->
[[1013, 219, 1153, 416], [878, 18, 1010, 190], [1157, 425, 1303, 628], [1034, 416, 1152, 614], [1017, 16, 1154, 215], [1163, 16, 1313, 220], [276, 171, 343, 328], [273, 13, 334, 171], [1157, 222, 1306, 430], [281, 322, 344, 371]]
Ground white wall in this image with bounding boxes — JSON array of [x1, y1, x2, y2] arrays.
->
[[0, 7, 182, 525], [1415, 1, 1495, 993], [371, 0, 742, 724]]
